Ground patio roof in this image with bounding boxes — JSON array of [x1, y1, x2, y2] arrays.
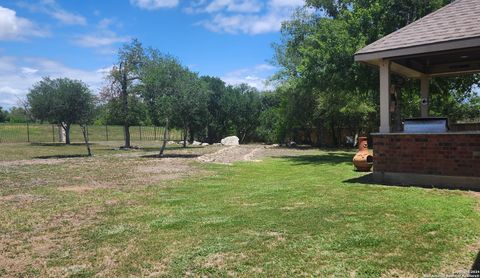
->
[[355, 0, 480, 78]]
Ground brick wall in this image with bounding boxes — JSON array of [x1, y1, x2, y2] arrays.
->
[[373, 134, 480, 177]]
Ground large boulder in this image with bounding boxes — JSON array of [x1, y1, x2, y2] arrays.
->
[[221, 136, 239, 146]]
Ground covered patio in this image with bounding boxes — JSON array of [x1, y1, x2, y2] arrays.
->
[[355, 0, 480, 188]]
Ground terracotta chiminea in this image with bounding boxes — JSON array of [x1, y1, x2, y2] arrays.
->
[[353, 137, 373, 172]]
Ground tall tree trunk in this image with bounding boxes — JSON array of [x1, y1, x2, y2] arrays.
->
[[183, 126, 188, 148], [330, 118, 337, 147], [159, 119, 169, 157], [80, 124, 92, 157], [189, 127, 194, 144], [64, 124, 71, 145], [241, 130, 247, 144], [121, 70, 131, 148], [123, 123, 131, 148]]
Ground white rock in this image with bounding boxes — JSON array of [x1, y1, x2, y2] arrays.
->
[[221, 136, 239, 146], [201, 143, 210, 146], [192, 141, 202, 146]]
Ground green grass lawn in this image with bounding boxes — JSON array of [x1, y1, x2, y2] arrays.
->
[[0, 145, 479, 277]]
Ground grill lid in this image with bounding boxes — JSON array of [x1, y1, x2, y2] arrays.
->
[[404, 117, 449, 133]]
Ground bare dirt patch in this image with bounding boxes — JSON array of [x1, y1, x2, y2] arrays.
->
[[0, 193, 44, 203], [197, 145, 271, 164], [197, 144, 320, 164]]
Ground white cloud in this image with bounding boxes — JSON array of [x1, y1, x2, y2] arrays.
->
[[0, 56, 109, 108], [74, 35, 129, 48], [221, 64, 276, 90], [130, 0, 179, 10], [73, 18, 129, 49], [205, 0, 262, 13], [200, 12, 285, 34], [49, 8, 87, 25], [0, 6, 48, 40], [269, 0, 304, 8], [18, 1, 87, 26], [194, 0, 304, 34]]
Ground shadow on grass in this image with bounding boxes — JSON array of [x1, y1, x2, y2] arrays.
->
[[344, 173, 480, 192], [34, 154, 90, 159], [278, 153, 353, 165], [472, 251, 480, 273], [138, 146, 202, 152], [141, 153, 201, 159], [31, 142, 94, 147]]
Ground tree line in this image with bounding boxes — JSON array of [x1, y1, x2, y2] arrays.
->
[[18, 39, 278, 156], [268, 0, 480, 145], [6, 1, 480, 153]]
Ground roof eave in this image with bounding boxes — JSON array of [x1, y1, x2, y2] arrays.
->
[[354, 36, 480, 63]]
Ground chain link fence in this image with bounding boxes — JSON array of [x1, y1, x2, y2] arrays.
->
[[0, 123, 183, 143]]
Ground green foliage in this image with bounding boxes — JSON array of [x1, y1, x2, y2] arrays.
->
[[201, 77, 264, 143], [7, 107, 29, 123], [0, 106, 9, 123], [100, 97, 150, 126], [103, 39, 146, 147], [28, 78, 95, 125], [272, 0, 480, 145], [27, 77, 95, 145]]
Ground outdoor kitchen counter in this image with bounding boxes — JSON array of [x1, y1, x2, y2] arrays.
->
[[370, 132, 480, 188]]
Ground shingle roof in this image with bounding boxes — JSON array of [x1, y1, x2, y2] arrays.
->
[[356, 0, 480, 56]]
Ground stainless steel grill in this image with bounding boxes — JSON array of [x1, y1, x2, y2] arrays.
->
[[404, 117, 449, 133]]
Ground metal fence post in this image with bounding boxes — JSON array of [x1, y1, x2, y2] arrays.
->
[[139, 126, 142, 141], [52, 124, 55, 142], [27, 122, 30, 143], [105, 125, 108, 141], [154, 126, 157, 141]]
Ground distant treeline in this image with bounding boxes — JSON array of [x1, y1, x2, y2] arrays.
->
[[5, 1, 480, 148]]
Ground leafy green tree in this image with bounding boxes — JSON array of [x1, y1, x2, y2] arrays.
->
[[7, 107, 28, 123], [100, 96, 150, 126], [0, 107, 8, 123], [105, 39, 145, 148], [141, 51, 185, 155], [228, 84, 262, 143], [173, 71, 209, 146], [273, 1, 479, 145], [201, 76, 230, 143], [28, 77, 96, 154], [256, 91, 283, 144], [201, 77, 264, 143]]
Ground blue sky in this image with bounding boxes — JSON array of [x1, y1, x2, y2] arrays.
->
[[0, 0, 304, 108]]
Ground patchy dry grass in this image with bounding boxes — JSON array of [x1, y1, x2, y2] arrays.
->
[[0, 143, 479, 277]]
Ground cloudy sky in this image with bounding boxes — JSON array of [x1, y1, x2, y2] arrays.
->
[[0, 0, 304, 108]]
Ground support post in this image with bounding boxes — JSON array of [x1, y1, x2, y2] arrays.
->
[[379, 60, 391, 133], [420, 77, 429, 118], [26, 122, 30, 143]]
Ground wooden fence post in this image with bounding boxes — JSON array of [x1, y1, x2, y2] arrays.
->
[[52, 124, 55, 142], [105, 125, 109, 141], [139, 126, 142, 141]]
